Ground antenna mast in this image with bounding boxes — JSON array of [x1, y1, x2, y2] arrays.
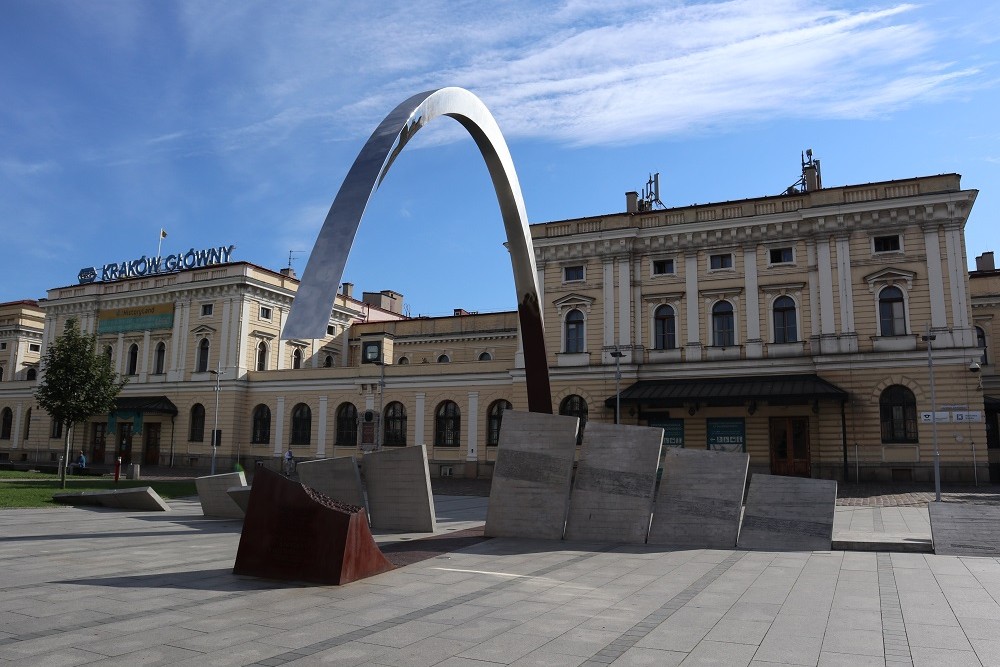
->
[[638, 172, 665, 211]]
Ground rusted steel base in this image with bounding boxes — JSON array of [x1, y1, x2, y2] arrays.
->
[[233, 467, 394, 585]]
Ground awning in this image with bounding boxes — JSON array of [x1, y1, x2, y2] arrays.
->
[[112, 396, 178, 415], [606, 373, 848, 409]]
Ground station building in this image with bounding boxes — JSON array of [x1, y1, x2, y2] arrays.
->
[[0, 169, 994, 483]]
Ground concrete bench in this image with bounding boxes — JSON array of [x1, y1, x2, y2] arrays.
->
[[227, 486, 252, 514], [53, 487, 170, 511], [195, 471, 247, 519]]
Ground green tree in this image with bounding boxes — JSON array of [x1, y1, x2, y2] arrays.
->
[[34, 319, 127, 488]]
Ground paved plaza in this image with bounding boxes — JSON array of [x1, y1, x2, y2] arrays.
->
[[3, 491, 1000, 666]]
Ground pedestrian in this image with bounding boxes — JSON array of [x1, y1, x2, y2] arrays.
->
[[74, 449, 87, 475]]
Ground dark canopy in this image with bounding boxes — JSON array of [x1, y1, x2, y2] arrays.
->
[[112, 396, 178, 416], [606, 373, 848, 409]]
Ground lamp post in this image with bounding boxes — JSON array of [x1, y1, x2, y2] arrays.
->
[[208, 362, 227, 475], [373, 358, 386, 451], [922, 325, 940, 502], [610, 346, 625, 424]]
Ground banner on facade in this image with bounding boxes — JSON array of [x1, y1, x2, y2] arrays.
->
[[707, 418, 745, 452], [97, 303, 175, 334]]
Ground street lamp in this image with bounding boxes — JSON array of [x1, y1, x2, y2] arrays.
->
[[208, 362, 227, 475], [921, 325, 940, 502], [610, 346, 625, 424]]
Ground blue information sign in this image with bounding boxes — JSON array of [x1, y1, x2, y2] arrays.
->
[[707, 418, 745, 452]]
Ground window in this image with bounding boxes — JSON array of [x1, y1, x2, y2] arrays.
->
[[434, 401, 461, 447], [0, 342, 5, 349], [126, 343, 139, 375], [1, 408, 12, 440], [50, 419, 62, 439], [201, 303, 214, 317], [251, 404, 271, 444], [189, 404, 205, 442], [335, 403, 357, 446], [256, 341, 268, 371], [772, 296, 798, 343], [291, 403, 312, 446], [880, 385, 917, 443], [26, 368, 37, 381], [769, 247, 793, 264], [29, 343, 41, 352], [104, 345, 113, 362], [564, 265, 584, 282], [652, 258, 675, 276], [259, 306, 272, 320], [487, 400, 512, 446], [710, 253, 733, 270], [327, 325, 336, 336], [653, 305, 676, 350], [874, 235, 901, 253], [437, 354, 450, 363], [384, 402, 407, 446], [559, 395, 588, 445], [23, 408, 31, 439], [153, 342, 166, 374], [397, 357, 409, 365], [324, 354, 334, 368], [712, 301, 735, 347], [478, 352, 493, 361], [196, 338, 210, 373], [878, 286, 906, 336], [976, 326, 988, 365], [0, 366, 4, 382], [292, 348, 302, 369], [565, 309, 585, 353]]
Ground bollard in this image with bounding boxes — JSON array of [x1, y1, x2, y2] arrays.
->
[[114, 457, 122, 484]]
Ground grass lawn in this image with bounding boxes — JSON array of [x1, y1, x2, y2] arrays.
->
[[0, 470, 196, 508]]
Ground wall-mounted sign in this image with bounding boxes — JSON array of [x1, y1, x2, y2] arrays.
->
[[953, 411, 983, 423], [79, 245, 236, 284], [649, 417, 684, 447], [707, 418, 745, 452], [920, 411, 951, 424], [97, 303, 175, 334]]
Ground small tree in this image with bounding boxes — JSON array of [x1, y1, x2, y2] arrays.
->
[[35, 319, 127, 488]]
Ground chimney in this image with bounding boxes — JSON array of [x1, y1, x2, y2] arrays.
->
[[976, 252, 996, 271], [626, 191, 639, 213], [454, 308, 471, 316], [802, 163, 820, 192], [280, 267, 296, 278], [341, 282, 354, 298]]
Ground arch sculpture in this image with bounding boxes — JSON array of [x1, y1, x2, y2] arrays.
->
[[283, 87, 552, 413]]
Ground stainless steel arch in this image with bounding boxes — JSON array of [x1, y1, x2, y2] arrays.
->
[[282, 87, 552, 413]]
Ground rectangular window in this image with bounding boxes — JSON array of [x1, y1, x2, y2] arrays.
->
[[29, 343, 41, 352], [563, 265, 584, 282], [769, 247, 793, 264], [652, 258, 675, 276], [709, 253, 733, 270], [0, 342, 6, 350], [259, 306, 272, 321], [50, 420, 62, 439], [873, 235, 901, 253], [200, 303, 214, 317], [327, 325, 336, 336]]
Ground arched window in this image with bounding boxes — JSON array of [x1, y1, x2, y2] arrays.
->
[[437, 354, 450, 363], [26, 368, 37, 381], [565, 308, 585, 353], [384, 401, 407, 446], [653, 305, 676, 350], [291, 403, 312, 446], [712, 301, 735, 347], [126, 343, 139, 376], [878, 286, 906, 336], [880, 385, 918, 443], [196, 338, 210, 373], [23, 408, 31, 440], [153, 342, 166, 374], [335, 403, 357, 446], [772, 296, 798, 344], [478, 352, 493, 361], [324, 354, 334, 368], [1, 407, 12, 440], [0, 366, 4, 382], [104, 345, 113, 363], [256, 341, 268, 371], [976, 326, 988, 365], [292, 348, 303, 369], [559, 395, 588, 445], [251, 404, 271, 444], [397, 357, 409, 365], [189, 404, 205, 442], [435, 401, 461, 447], [487, 399, 512, 446]]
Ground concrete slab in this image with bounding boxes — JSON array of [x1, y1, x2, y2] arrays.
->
[[227, 486, 251, 513], [52, 486, 170, 511], [929, 501, 1000, 556], [194, 471, 247, 519], [296, 456, 366, 509], [484, 410, 579, 540], [363, 444, 436, 532], [737, 474, 837, 551], [564, 422, 662, 544], [648, 448, 748, 548]]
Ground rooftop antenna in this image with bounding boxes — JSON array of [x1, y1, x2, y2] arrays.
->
[[638, 172, 665, 211], [287, 250, 305, 269], [783, 149, 822, 195]]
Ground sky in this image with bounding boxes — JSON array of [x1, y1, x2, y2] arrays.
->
[[1, 0, 998, 317]]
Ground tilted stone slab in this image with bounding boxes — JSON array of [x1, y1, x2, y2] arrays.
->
[[297, 456, 366, 510], [233, 467, 394, 585], [363, 445, 436, 532], [53, 486, 170, 512], [227, 486, 251, 513], [484, 410, 580, 540], [648, 448, 749, 548], [737, 474, 837, 551], [564, 422, 663, 544], [195, 471, 247, 519], [929, 502, 1000, 556]]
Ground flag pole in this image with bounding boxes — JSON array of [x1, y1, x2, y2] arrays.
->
[[156, 228, 166, 259]]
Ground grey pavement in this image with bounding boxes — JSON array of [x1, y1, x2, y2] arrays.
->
[[2, 496, 1000, 666]]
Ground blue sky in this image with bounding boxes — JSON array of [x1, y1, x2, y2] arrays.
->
[[1, 0, 997, 317]]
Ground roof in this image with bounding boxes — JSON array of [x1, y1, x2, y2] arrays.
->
[[606, 374, 849, 409], [113, 396, 178, 415]]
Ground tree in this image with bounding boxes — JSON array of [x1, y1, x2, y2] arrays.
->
[[34, 319, 127, 488]]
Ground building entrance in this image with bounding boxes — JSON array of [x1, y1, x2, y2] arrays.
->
[[116, 424, 133, 465], [769, 417, 811, 477], [90, 422, 107, 465], [143, 423, 161, 466]]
